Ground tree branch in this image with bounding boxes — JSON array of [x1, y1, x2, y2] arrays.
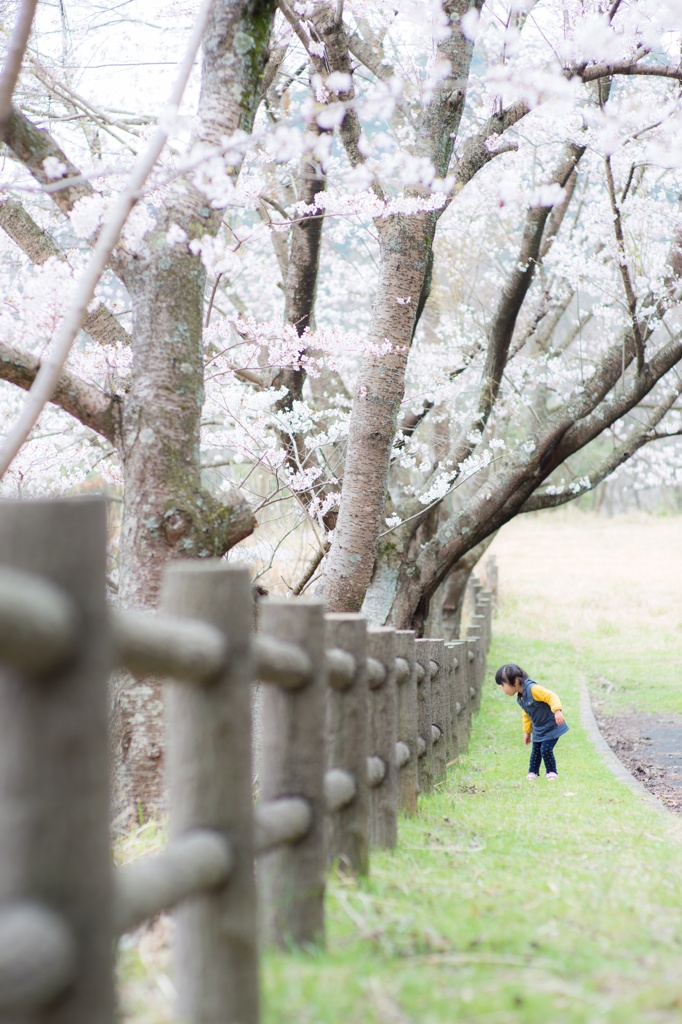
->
[[580, 53, 682, 83], [0, 0, 38, 129], [1, 105, 98, 216], [604, 154, 645, 374], [0, 340, 121, 443], [0, 198, 132, 348], [521, 380, 682, 512], [0, 0, 217, 479], [538, 331, 682, 474], [477, 143, 585, 426]]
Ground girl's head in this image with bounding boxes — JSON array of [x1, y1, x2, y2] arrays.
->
[[495, 663, 528, 695]]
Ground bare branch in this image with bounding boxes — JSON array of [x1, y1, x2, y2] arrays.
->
[[539, 167, 578, 261], [608, 0, 624, 22], [347, 28, 393, 81], [310, 3, 369, 171], [0, 0, 217, 479], [291, 540, 331, 595], [580, 54, 682, 83], [0, 0, 38, 129]]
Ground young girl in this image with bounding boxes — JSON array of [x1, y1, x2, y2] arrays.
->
[[495, 663, 568, 779]]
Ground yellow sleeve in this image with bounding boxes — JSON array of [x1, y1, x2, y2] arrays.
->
[[530, 684, 562, 713], [521, 708, 532, 734]]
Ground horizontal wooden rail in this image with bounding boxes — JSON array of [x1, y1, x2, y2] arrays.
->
[[112, 608, 228, 684], [366, 657, 386, 688], [367, 755, 386, 788], [254, 798, 312, 854], [395, 656, 410, 685], [253, 635, 314, 689], [0, 567, 78, 674], [395, 740, 411, 769], [0, 902, 76, 1014], [327, 646, 356, 690], [324, 767, 356, 813], [114, 830, 233, 935]]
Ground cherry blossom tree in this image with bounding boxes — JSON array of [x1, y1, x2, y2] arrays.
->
[[2, 0, 682, 813], [0, 0, 277, 815]]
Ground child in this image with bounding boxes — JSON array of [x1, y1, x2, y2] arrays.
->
[[495, 663, 568, 779]]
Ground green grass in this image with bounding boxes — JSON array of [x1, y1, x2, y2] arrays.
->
[[119, 514, 682, 1022], [263, 632, 682, 1023]]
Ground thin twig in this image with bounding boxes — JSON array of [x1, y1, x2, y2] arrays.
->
[[0, 0, 218, 479], [0, 0, 39, 129], [292, 541, 331, 595], [604, 155, 645, 374], [205, 272, 224, 327]]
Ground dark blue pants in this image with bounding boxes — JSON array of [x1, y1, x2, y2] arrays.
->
[[529, 738, 559, 775]]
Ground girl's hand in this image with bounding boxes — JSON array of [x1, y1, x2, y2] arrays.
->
[[555, 711, 565, 726], [524, 733, 531, 745]]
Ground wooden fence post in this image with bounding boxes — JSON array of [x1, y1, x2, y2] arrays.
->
[[414, 639, 434, 794], [395, 631, 419, 816], [258, 599, 328, 945], [0, 497, 114, 1024], [478, 595, 493, 651], [443, 643, 458, 763], [325, 614, 369, 875], [448, 640, 470, 753], [163, 562, 259, 1024], [367, 627, 398, 850], [423, 639, 447, 784], [466, 638, 481, 714]]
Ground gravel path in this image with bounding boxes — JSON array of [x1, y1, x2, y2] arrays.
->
[[589, 700, 682, 814]]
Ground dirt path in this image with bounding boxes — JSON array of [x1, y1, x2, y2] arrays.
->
[[594, 709, 682, 814]]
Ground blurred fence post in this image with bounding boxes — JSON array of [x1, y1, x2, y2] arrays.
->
[[423, 639, 447, 785], [163, 562, 258, 1024], [414, 639, 434, 794], [395, 631, 419, 816], [367, 628, 398, 850], [259, 599, 328, 946], [325, 614, 369, 875], [448, 640, 470, 752], [0, 497, 114, 1024]]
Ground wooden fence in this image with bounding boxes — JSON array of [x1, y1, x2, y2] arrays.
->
[[0, 497, 494, 1024]]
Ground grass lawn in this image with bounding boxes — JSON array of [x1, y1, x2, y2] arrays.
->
[[120, 511, 682, 1023], [262, 511, 682, 1024]]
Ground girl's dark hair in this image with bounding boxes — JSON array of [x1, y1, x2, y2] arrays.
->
[[495, 663, 528, 687]]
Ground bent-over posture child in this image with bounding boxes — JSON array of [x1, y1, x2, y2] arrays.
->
[[495, 664, 568, 779]]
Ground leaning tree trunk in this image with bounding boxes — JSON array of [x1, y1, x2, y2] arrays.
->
[[110, 0, 276, 822], [321, 214, 437, 612], [321, 0, 481, 614]]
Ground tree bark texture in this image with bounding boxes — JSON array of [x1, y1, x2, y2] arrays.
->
[[107, 0, 276, 819], [321, 1, 482, 614]]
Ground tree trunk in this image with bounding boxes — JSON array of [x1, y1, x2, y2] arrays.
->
[[321, 0, 481, 613], [322, 214, 436, 612], [111, 0, 276, 821]]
